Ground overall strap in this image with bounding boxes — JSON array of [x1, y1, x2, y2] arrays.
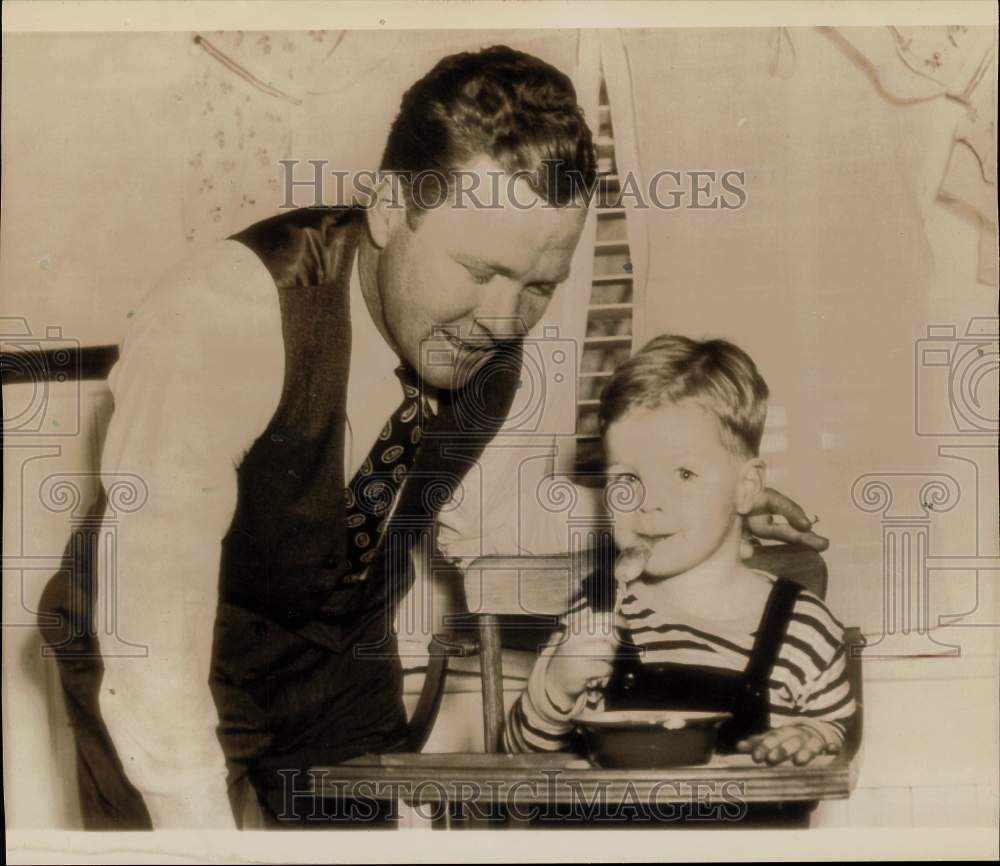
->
[[728, 577, 803, 741], [746, 577, 803, 688]]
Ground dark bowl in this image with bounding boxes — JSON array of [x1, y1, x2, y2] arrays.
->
[[572, 710, 732, 769]]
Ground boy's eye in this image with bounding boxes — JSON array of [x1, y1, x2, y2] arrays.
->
[[678, 468, 697, 481], [469, 271, 494, 285], [607, 472, 640, 487], [605, 471, 644, 512]]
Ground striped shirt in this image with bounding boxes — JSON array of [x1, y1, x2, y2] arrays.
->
[[504, 572, 856, 754]]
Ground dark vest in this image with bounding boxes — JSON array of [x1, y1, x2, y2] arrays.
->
[[40, 206, 524, 826], [218, 206, 362, 629], [212, 206, 524, 776]]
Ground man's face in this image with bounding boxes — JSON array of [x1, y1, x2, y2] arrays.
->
[[605, 401, 751, 580], [370, 156, 587, 390]]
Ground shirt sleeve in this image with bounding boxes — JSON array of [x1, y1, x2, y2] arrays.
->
[[502, 631, 597, 753], [770, 592, 858, 751], [95, 240, 284, 828], [503, 600, 620, 754]]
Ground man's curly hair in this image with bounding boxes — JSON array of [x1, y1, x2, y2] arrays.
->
[[380, 45, 597, 216]]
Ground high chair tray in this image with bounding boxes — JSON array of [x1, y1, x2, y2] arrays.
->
[[317, 751, 855, 804]]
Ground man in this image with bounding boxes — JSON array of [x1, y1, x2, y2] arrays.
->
[[40, 45, 825, 829]]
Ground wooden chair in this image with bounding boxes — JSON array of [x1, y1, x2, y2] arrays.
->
[[416, 543, 863, 757]]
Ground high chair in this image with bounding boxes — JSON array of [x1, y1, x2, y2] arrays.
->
[[411, 543, 864, 757]]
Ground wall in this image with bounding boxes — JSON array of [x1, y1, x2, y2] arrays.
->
[[3, 26, 997, 830]]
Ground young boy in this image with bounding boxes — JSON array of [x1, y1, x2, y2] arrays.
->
[[504, 335, 857, 766]]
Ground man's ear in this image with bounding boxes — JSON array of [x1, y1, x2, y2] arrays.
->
[[736, 457, 767, 516], [364, 173, 407, 250]]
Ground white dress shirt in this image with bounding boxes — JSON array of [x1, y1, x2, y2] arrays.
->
[[93, 238, 572, 827]]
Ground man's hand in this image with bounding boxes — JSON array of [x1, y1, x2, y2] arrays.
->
[[735, 723, 839, 766], [545, 611, 619, 712], [744, 487, 829, 553]]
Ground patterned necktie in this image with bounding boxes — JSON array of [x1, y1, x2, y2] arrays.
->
[[342, 363, 424, 581]]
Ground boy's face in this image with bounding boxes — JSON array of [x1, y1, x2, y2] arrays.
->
[[604, 400, 763, 579]]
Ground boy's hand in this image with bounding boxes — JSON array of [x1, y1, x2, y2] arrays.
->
[[743, 487, 829, 553], [735, 724, 839, 766], [545, 610, 618, 712]]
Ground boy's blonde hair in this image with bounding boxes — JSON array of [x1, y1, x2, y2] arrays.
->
[[598, 334, 770, 458]]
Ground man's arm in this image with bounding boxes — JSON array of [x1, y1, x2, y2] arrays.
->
[[95, 241, 284, 828]]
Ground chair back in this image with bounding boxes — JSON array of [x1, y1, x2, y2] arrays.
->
[[745, 542, 828, 599]]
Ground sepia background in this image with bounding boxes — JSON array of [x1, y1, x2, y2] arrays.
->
[[3, 21, 998, 835]]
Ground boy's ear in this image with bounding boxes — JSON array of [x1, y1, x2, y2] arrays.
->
[[364, 173, 407, 249], [735, 457, 767, 516]]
